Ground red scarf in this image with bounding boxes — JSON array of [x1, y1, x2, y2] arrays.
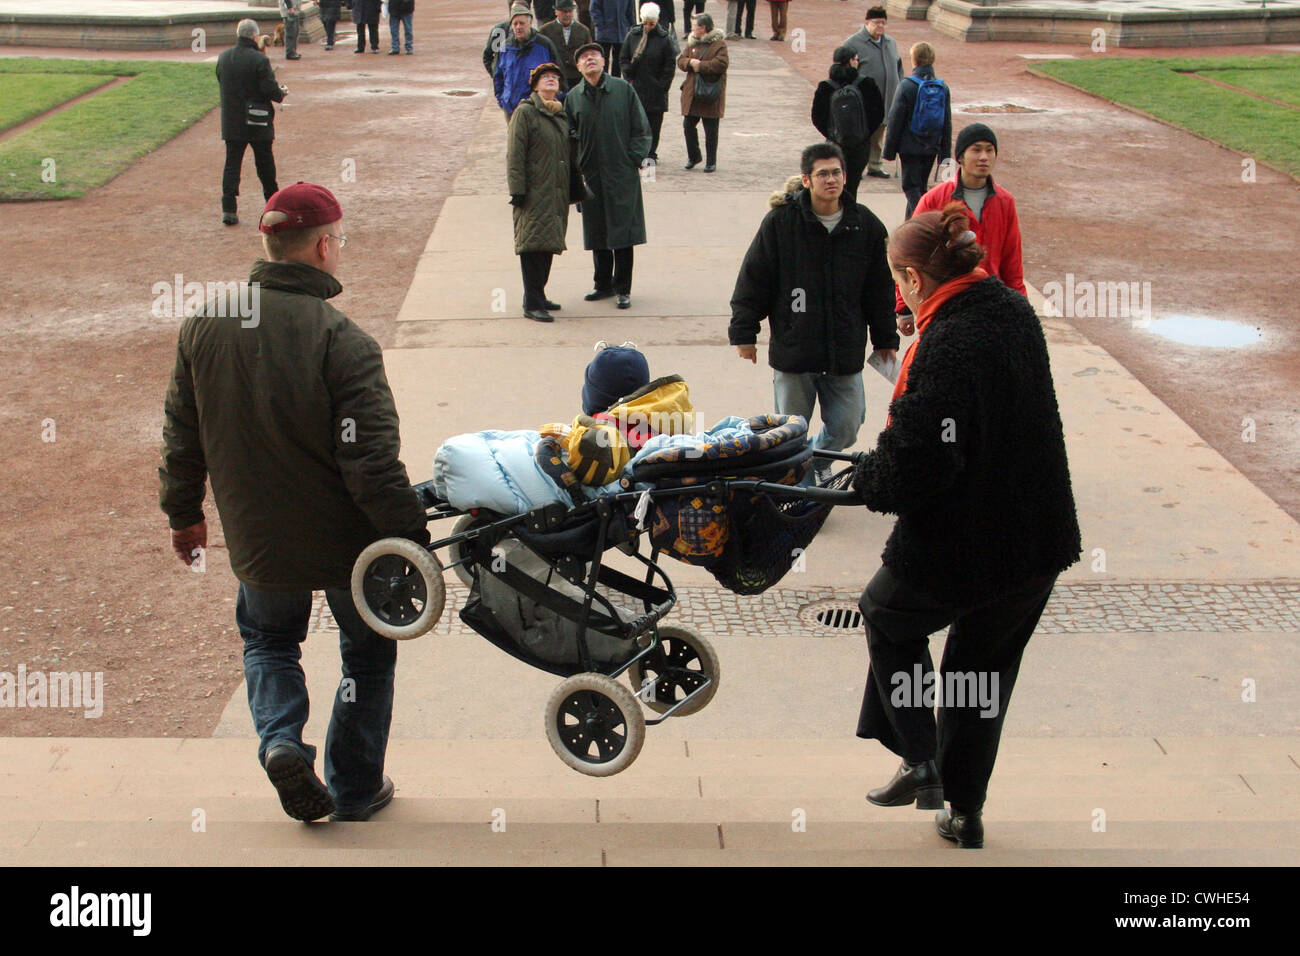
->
[[888, 268, 988, 423]]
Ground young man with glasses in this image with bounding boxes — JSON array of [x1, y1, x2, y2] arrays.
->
[[160, 182, 428, 823], [729, 143, 898, 474]]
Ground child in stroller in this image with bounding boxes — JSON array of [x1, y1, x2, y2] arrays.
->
[[350, 357, 858, 775]]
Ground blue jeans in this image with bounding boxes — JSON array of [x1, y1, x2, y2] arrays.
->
[[389, 14, 412, 52], [773, 369, 866, 453], [236, 583, 397, 812]]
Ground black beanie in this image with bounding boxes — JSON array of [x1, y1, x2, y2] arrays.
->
[[955, 123, 998, 162]]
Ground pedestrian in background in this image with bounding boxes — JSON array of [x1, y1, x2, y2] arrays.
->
[[216, 19, 285, 226], [278, 0, 303, 59], [388, 0, 414, 54], [565, 42, 652, 308], [855, 202, 1080, 849], [534, 0, 557, 22], [591, 0, 635, 77], [621, 2, 678, 166], [352, 0, 382, 52], [495, 5, 561, 119], [680, 0, 705, 38], [508, 63, 576, 323], [767, 0, 791, 41], [677, 12, 727, 172], [842, 5, 902, 179], [318, 0, 341, 49], [883, 41, 952, 217], [811, 44, 884, 200], [541, 0, 594, 88]]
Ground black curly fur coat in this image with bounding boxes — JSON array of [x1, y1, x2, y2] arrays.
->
[[852, 277, 1082, 606]]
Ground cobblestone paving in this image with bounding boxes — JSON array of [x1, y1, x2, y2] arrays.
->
[[317, 581, 1300, 635]]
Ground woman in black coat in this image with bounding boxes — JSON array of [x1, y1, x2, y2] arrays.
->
[[811, 45, 884, 200], [852, 202, 1081, 849]]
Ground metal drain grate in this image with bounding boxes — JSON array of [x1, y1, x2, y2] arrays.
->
[[799, 599, 863, 633]]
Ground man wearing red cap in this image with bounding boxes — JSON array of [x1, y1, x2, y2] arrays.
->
[[160, 183, 428, 823]]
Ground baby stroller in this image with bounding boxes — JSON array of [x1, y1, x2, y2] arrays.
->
[[351, 415, 859, 775]]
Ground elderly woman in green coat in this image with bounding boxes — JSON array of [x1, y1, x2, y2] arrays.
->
[[508, 62, 575, 323]]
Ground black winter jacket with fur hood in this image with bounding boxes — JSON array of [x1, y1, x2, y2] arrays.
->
[[853, 277, 1081, 606], [729, 186, 898, 374]]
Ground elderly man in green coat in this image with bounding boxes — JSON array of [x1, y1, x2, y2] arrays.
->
[[564, 41, 652, 309]]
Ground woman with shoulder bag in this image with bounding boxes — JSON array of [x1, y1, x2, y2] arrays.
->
[[677, 12, 728, 172]]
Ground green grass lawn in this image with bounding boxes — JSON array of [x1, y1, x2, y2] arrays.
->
[[0, 73, 117, 132], [1031, 55, 1300, 178], [0, 59, 219, 201]]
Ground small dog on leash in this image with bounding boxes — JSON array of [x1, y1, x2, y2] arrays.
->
[[255, 33, 274, 52], [272, 22, 286, 46]]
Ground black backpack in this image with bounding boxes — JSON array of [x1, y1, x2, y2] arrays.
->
[[828, 82, 868, 148]]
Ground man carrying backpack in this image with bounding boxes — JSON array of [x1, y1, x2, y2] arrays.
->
[[883, 41, 952, 218], [811, 45, 884, 201]]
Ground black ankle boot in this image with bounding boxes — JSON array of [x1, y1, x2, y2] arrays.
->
[[936, 807, 984, 848], [866, 759, 943, 809]]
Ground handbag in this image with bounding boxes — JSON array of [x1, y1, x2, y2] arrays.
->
[[692, 73, 721, 106], [246, 101, 272, 127]]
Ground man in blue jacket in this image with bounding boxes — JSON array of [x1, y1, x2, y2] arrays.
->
[[591, 0, 635, 77], [495, 4, 562, 118]]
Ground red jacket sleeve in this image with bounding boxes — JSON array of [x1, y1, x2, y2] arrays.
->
[[996, 191, 1026, 297]]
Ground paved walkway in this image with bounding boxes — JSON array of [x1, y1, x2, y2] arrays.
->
[[5, 13, 1300, 864]]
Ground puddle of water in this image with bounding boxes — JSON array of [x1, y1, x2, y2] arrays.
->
[[1142, 315, 1263, 348]]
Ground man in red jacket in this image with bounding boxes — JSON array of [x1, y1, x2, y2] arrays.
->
[[894, 123, 1025, 330]]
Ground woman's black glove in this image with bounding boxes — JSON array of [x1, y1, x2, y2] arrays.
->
[[509, 194, 525, 207]]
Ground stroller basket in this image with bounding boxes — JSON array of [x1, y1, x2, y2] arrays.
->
[[711, 465, 855, 594]]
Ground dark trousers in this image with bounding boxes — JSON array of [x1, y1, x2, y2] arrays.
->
[[856, 565, 1057, 813], [519, 250, 555, 311], [602, 42, 621, 77], [683, 114, 719, 166], [356, 18, 380, 51], [593, 246, 634, 295], [646, 109, 665, 159], [841, 140, 870, 201], [900, 153, 937, 219], [652, 0, 675, 27], [681, 0, 705, 31], [222, 139, 278, 215], [733, 0, 756, 34], [323, 17, 337, 45]]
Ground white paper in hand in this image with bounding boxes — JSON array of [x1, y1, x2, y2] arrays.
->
[[867, 351, 900, 384]]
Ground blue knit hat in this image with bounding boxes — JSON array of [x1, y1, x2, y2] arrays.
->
[[581, 342, 650, 415]]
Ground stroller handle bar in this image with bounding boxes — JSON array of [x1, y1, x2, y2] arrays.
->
[[728, 479, 863, 505]]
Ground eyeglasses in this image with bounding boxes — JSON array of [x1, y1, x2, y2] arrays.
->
[[811, 168, 845, 181], [326, 234, 348, 249], [867, 18, 886, 27]]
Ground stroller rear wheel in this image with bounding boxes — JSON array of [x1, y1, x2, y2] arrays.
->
[[351, 537, 446, 640], [628, 625, 720, 717], [545, 673, 646, 776]]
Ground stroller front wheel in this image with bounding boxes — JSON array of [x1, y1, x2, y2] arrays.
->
[[545, 673, 646, 776], [351, 537, 446, 640], [628, 625, 720, 717]]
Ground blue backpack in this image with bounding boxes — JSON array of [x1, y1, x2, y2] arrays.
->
[[908, 76, 948, 143]]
